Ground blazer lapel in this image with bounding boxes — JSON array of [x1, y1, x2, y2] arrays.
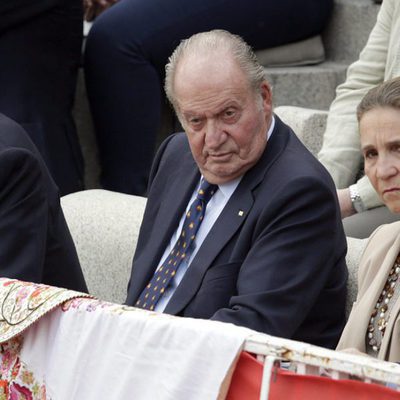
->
[[164, 186, 255, 315], [151, 161, 199, 254], [129, 150, 200, 302]]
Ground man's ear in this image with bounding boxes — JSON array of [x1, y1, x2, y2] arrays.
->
[[260, 81, 273, 113]]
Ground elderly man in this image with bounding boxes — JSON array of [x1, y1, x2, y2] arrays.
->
[[126, 30, 347, 349]]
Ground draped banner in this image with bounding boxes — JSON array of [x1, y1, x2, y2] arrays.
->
[[0, 278, 249, 399]]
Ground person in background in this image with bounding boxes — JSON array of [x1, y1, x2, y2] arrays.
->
[[0, 0, 84, 196], [126, 30, 347, 349], [318, 0, 400, 238], [84, 0, 334, 195], [338, 77, 400, 361], [0, 113, 88, 293]]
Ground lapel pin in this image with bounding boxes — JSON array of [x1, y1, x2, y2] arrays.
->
[[238, 210, 244, 217]]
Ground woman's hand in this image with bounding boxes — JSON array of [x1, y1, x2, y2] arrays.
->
[[84, 0, 119, 21]]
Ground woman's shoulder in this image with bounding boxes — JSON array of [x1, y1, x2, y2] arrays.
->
[[358, 221, 400, 290], [360, 221, 400, 262], [368, 221, 400, 243]]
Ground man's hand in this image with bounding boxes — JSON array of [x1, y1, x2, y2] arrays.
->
[[84, 0, 118, 21], [337, 188, 356, 219]]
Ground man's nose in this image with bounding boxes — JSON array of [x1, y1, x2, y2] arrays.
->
[[204, 119, 225, 147]]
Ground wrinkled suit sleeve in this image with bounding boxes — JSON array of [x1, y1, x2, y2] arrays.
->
[[0, 147, 48, 282]]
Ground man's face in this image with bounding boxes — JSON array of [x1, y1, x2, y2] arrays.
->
[[361, 106, 400, 213], [174, 54, 272, 184]]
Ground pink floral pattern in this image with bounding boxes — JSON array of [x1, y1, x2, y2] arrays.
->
[[0, 338, 47, 399], [10, 383, 33, 400], [0, 278, 92, 343], [0, 278, 94, 399]]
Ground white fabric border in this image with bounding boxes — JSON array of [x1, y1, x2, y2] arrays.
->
[[20, 302, 251, 399]]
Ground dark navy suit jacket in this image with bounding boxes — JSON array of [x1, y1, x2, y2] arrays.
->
[[0, 113, 87, 292], [0, 0, 61, 33], [126, 115, 347, 349]]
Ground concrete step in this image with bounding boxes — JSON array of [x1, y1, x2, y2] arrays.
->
[[323, 0, 380, 63], [268, 0, 380, 108], [263, 0, 380, 109], [266, 61, 348, 109]]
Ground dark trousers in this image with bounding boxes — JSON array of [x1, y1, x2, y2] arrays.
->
[[0, 0, 84, 195], [85, 0, 333, 195]]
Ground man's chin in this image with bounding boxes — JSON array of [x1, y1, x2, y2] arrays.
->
[[200, 166, 242, 185]]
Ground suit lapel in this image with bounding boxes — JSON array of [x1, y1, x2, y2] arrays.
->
[[151, 160, 199, 255], [129, 148, 200, 302], [164, 186, 254, 315]]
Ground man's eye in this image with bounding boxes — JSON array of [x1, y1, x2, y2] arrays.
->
[[222, 109, 238, 122], [224, 109, 235, 118], [189, 118, 201, 126]]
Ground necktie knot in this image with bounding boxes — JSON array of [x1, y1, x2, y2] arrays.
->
[[197, 179, 218, 203]]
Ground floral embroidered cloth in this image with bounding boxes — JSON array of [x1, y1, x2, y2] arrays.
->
[[0, 278, 251, 399], [0, 278, 92, 343]]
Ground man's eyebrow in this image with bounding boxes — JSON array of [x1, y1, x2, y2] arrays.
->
[[183, 111, 202, 119], [182, 101, 239, 116]]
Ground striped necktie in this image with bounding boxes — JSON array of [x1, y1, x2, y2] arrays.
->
[[135, 179, 218, 311]]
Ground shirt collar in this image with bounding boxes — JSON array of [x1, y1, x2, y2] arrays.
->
[[267, 115, 275, 141], [218, 177, 242, 199]]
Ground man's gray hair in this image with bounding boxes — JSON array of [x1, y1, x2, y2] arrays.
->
[[164, 29, 267, 109]]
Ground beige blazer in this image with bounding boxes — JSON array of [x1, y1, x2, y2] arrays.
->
[[337, 221, 400, 361], [318, 0, 400, 209]]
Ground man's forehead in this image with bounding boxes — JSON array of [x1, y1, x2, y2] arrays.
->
[[176, 50, 240, 80], [174, 53, 247, 96]]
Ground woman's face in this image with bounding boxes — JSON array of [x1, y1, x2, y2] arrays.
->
[[360, 106, 400, 213]]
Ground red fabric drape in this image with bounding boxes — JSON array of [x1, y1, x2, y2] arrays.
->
[[227, 352, 400, 400]]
